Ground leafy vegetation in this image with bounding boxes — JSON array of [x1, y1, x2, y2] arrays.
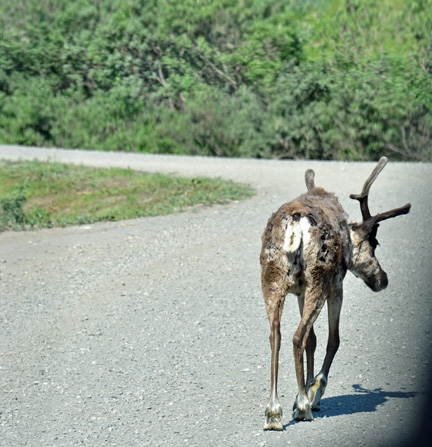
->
[[0, 0, 430, 161], [0, 161, 253, 231]]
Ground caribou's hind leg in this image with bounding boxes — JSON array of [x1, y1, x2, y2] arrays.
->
[[307, 288, 343, 411], [297, 294, 317, 384], [263, 295, 285, 431], [292, 288, 326, 421], [293, 294, 318, 412]]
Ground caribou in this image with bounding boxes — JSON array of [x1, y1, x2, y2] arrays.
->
[[260, 157, 411, 430]]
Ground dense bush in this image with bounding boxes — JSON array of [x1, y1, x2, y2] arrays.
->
[[0, 0, 430, 160]]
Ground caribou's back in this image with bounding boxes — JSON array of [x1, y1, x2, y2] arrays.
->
[[260, 187, 350, 296]]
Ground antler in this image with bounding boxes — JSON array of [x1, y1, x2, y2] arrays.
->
[[305, 169, 315, 191], [349, 157, 388, 220], [350, 156, 411, 228]]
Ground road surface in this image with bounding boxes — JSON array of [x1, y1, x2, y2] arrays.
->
[[1, 145, 431, 446]]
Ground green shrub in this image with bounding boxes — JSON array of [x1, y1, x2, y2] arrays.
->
[[0, 0, 430, 161], [0, 191, 27, 230]]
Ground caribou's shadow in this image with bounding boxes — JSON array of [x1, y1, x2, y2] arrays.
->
[[283, 384, 418, 429]]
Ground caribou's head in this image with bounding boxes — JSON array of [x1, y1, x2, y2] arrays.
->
[[348, 157, 411, 291]]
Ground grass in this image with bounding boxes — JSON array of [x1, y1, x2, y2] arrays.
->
[[0, 160, 254, 231]]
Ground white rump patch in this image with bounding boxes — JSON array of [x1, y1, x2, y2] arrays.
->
[[283, 217, 311, 253]]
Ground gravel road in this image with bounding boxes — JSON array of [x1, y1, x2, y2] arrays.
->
[[1, 145, 431, 446]]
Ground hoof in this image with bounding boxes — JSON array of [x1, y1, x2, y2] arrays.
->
[[293, 395, 313, 421], [293, 405, 313, 421], [264, 406, 283, 431], [307, 373, 327, 411]]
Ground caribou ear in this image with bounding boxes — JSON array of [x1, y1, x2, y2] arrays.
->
[[351, 216, 378, 239], [362, 216, 379, 235]]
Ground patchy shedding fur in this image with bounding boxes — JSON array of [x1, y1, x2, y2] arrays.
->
[[260, 187, 350, 300]]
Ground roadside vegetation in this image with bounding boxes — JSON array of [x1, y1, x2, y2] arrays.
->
[[0, 161, 254, 231], [0, 0, 431, 161]]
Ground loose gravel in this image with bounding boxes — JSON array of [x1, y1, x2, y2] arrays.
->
[[1, 145, 431, 446]]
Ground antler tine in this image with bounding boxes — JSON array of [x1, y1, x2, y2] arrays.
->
[[350, 157, 388, 220], [375, 203, 412, 224], [305, 169, 315, 191]]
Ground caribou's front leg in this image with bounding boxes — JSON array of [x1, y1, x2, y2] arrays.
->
[[307, 289, 342, 411], [293, 290, 326, 421], [264, 299, 285, 431]]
